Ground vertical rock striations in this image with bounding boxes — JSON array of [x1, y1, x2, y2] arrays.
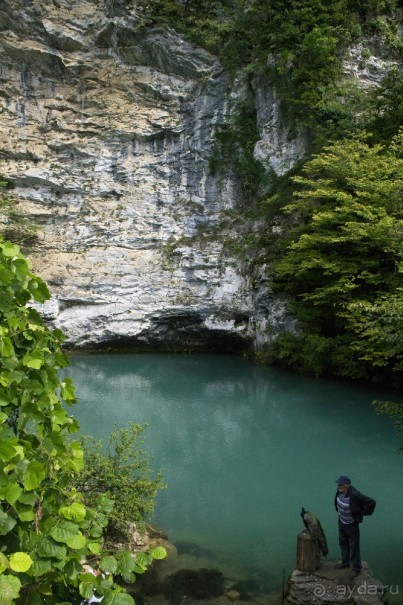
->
[[0, 0, 298, 350]]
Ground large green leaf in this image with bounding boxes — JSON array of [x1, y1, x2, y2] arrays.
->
[[0, 441, 17, 462], [59, 502, 86, 523], [120, 572, 136, 585], [17, 492, 37, 506], [37, 538, 67, 560], [99, 556, 118, 574], [2, 243, 20, 257], [9, 552, 33, 572], [51, 409, 68, 429], [0, 510, 17, 536], [117, 552, 135, 576], [0, 552, 9, 573], [5, 482, 23, 505], [0, 574, 21, 604], [12, 258, 30, 281], [22, 351, 43, 370], [0, 269, 14, 284], [87, 541, 101, 555], [0, 337, 14, 358], [17, 507, 35, 522], [68, 441, 84, 471], [87, 522, 104, 538], [23, 461, 46, 491], [0, 387, 11, 406], [150, 546, 167, 560], [49, 521, 80, 544], [28, 557, 52, 578], [65, 532, 86, 550], [79, 579, 96, 600], [135, 552, 152, 571], [0, 292, 13, 314], [60, 378, 76, 402], [28, 279, 50, 303], [103, 591, 135, 605], [64, 559, 82, 581]]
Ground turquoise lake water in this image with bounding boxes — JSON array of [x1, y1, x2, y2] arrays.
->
[[66, 353, 403, 597]]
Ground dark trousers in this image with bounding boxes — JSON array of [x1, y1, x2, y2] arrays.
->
[[338, 519, 361, 571]]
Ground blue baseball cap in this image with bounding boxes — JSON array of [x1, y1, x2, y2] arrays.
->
[[336, 475, 351, 485]]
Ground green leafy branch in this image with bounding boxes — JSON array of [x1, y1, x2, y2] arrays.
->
[[0, 240, 166, 604]]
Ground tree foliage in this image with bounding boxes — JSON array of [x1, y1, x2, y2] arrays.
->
[[0, 241, 165, 604], [75, 423, 165, 544], [269, 131, 403, 381], [374, 399, 403, 451], [367, 66, 403, 143]]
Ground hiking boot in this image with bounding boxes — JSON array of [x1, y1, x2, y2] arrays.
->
[[334, 562, 349, 569], [349, 569, 361, 578]]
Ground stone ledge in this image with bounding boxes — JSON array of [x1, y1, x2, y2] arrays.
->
[[285, 559, 388, 605]]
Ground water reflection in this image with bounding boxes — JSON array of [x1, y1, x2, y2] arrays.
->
[[66, 353, 403, 592]]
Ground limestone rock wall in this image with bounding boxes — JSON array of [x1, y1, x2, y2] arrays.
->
[[1, 1, 391, 351], [0, 0, 298, 350]]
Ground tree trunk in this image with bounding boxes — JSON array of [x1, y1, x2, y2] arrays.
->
[[296, 530, 320, 572]]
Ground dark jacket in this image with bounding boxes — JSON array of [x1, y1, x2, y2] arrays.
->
[[334, 485, 376, 523]]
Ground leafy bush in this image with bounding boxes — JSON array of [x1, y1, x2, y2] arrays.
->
[[266, 331, 336, 377], [75, 424, 165, 544]]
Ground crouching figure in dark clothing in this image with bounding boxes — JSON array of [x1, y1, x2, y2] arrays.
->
[[334, 475, 376, 577]]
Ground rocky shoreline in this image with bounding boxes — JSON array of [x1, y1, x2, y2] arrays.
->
[[119, 527, 282, 605], [124, 526, 392, 605]]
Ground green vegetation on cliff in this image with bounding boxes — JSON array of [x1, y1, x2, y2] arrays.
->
[[0, 179, 37, 248], [135, 0, 403, 394], [268, 131, 403, 382], [137, 0, 401, 142]]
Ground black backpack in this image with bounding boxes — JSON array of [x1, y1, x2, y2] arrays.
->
[[361, 497, 376, 516]]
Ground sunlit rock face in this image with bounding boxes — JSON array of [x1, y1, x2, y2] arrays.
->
[[1, 0, 298, 350], [253, 73, 307, 177]]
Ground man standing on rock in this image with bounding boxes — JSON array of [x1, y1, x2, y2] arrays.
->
[[334, 475, 376, 577]]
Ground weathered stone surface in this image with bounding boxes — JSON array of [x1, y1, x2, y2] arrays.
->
[[285, 560, 388, 605], [0, 0, 396, 350], [0, 0, 297, 350], [253, 72, 307, 176], [343, 39, 399, 88]]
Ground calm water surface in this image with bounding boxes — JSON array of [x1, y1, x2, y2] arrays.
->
[[66, 354, 403, 595]]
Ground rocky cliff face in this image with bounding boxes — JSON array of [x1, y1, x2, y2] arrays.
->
[[0, 0, 297, 350], [0, 0, 393, 351]]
